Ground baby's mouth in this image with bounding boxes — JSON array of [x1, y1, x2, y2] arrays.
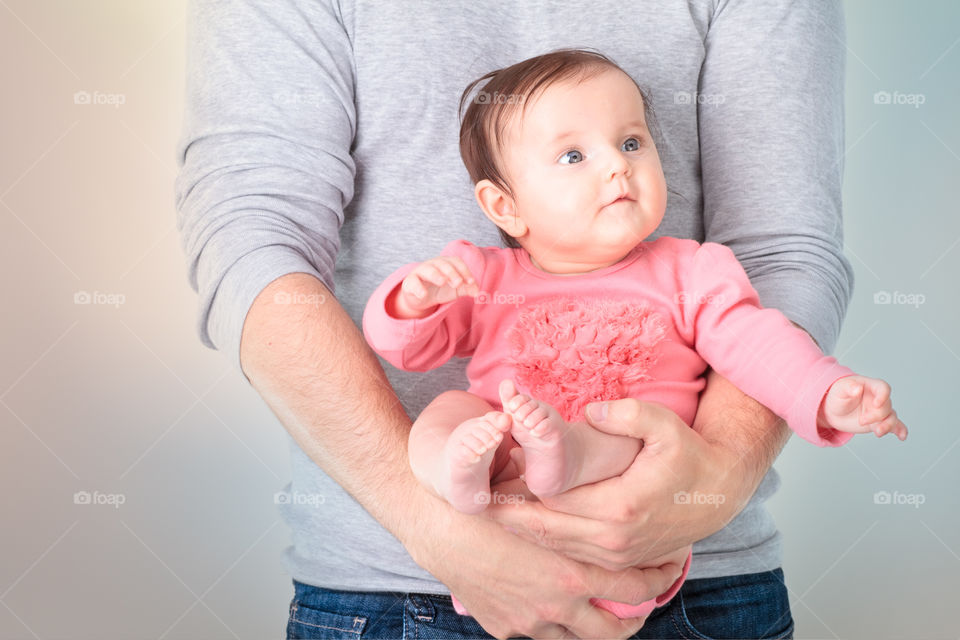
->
[[602, 193, 635, 209]]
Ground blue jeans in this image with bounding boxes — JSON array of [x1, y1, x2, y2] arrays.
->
[[286, 568, 794, 639]]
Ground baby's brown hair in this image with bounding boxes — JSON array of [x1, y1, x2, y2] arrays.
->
[[458, 48, 655, 248]]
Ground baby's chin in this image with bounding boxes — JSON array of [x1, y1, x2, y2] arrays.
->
[[597, 217, 657, 245]]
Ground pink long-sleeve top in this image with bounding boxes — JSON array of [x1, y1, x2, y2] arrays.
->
[[363, 238, 855, 447]]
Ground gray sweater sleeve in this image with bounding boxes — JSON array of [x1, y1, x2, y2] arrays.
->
[[698, 0, 854, 354], [174, 0, 355, 375]]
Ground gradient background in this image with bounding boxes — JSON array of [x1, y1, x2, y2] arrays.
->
[[1, 1, 957, 638]]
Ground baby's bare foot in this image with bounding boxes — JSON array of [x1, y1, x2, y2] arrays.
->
[[499, 380, 579, 498], [437, 412, 512, 514]]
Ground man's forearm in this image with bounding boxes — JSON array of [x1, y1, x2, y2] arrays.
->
[[690, 319, 821, 513], [691, 367, 791, 515], [239, 272, 434, 549]]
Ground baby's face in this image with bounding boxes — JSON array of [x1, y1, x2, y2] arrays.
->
[[499, 68, 667, 273]]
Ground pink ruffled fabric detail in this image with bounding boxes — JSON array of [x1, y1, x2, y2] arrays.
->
[[506, 297, 667, 421]]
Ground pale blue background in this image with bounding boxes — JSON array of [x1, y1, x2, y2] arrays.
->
[[766, 2, 959, 637], [0, 1, 956, 638]]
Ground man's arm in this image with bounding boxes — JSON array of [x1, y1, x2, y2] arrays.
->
[[239, 273, 420, 534], [688, 322, 825, 523], [699, 0, 854, 355], [690, 368, 790, 519], [698, 320, 818, 511], [240, 273, 680, 640]]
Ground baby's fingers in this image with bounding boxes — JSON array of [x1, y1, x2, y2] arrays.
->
[[444, 257, 478, 287], [827, 376, 864, 414], [871, 412, 908, 441], [867, 378, 892, 407], [892, 420, 908, 441], [428, 258, 468, 288], [406, 264, 447, 296], [402, 271, 431, 299], [859, 380, 893, 425], [436, 257, 480, 297]]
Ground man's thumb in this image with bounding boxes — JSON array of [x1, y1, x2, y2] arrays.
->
[[586, 401, 609, 424], [585, 398, 674, 439]]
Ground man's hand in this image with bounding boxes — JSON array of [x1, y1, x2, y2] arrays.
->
[[408, 492, 685, 640], [486, 399, 740, 571], [485, 368, 789, 571]]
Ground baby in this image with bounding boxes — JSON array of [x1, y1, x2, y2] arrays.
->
[[362, 49, 907, 619]]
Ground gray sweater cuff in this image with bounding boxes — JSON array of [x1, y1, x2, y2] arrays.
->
[[751, 271, 849, 356], [204, 247, 328, 379]]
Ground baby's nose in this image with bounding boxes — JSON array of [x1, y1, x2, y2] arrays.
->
[[606, 154, 630, 179]]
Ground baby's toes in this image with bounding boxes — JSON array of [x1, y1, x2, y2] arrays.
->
[[524, 407, 551, 433], [483, 412, 513, 433], [479, 425, 505, 449], [451, 440, 483, 465], [509, 397, 538, 422]]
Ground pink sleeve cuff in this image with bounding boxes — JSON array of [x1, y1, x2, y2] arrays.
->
[[788, 363, 857, 447]]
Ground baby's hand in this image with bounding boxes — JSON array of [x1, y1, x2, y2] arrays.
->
[[819, 375, 908, 441], [392, 256, 479, 318]]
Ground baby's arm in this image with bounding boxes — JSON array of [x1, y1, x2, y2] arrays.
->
[[363, 241, 487, 372], [820, 375, 908, 440], [388, 256, 479, 319]]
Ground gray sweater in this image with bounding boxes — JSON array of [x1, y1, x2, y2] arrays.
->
[[175, 0, 853, 590]]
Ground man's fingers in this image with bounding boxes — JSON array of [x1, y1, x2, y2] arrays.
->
[[561, 603, 646, 640], [519, 623, 574, 640], [484, 497, 598, 550], [483, 497, 640, 571], [537, 474, 647, 521], [586, 557, 686, 606], [584, 398, 678, 440]]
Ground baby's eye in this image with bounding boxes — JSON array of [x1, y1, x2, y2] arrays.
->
[[621, 137, 642, 152], [559, 149, 584, 164]]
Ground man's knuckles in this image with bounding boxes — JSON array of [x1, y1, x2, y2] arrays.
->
[[607, 399, 649, 429]]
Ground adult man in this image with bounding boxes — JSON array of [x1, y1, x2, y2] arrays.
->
[[175, 1, 852, 637]]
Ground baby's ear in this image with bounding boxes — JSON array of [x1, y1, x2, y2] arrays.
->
[[475, 180, 526, 240]]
